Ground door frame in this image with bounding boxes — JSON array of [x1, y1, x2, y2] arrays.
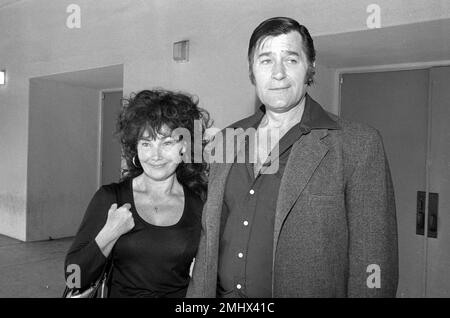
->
[[97, 88, 123, 189], [334, 59, 450, 116], [336, 60, 450, 297]]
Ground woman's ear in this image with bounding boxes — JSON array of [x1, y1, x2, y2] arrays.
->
[[181, 140, 188, 155]]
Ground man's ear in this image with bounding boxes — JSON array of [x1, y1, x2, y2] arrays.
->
[[249, 66, 256, 86]]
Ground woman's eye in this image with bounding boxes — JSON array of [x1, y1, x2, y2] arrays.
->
[[141, 142, 150, 147], [163, 141, 175, 146]]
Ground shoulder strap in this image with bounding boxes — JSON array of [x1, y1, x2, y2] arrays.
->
[[107, 182, 122, 259], [113, 181, 123, 206], [98, 182, 121, 277], [98, 182, 122, 294]]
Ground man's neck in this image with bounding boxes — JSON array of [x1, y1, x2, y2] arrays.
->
[[261, 96, 306, 132]]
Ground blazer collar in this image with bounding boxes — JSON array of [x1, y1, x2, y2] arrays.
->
[[230, 94, 341, 133]]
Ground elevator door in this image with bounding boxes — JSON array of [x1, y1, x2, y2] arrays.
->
[[341, 69, 428, 297], [341, 67, 450, 297]]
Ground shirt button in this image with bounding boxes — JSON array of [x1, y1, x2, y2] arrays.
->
[[243, 220, 249, 226], [249, 189, 255, 195], [236, 284, 242, 289], [238, 252, 244, 258]]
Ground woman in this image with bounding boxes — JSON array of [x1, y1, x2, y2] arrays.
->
[[65, 89, 210, 298]]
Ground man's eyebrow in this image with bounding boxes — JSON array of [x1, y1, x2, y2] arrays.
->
[[256, 50, 301, 58], [256, 52, 272, 58], [284, 50, 300, 57]]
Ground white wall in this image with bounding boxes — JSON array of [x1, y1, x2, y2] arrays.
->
[[27, 79, 100, 241], [1, 0, 448, 240]]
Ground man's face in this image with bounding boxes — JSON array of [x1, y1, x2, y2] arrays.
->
[[252, 31, 309, 113]]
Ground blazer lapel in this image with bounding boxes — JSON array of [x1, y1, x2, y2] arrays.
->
[[272, 129, 330, 257]]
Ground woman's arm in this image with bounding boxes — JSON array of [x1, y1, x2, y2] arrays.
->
[[64, 185, 133, 291]]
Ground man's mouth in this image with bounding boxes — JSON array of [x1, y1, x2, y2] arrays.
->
[[269, 86, 290, 90]]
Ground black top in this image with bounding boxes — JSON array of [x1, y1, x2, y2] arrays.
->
[[217, 98, 323, 297], [65, 178, 203, 298]]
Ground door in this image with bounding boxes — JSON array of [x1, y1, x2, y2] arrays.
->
[[101, 91, 123, 185], [341, 69, 425, 297], [340, 67, 450, 297], [426, 67, 450, 297]]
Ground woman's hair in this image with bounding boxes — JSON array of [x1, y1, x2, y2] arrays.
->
[[116, 89, 211, 202]]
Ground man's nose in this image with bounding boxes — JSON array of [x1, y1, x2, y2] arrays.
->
[[271, 61, 286, 80]]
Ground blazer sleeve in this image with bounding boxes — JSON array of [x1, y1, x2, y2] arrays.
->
[[345, 129, 399, 297], [186, 162, 220, 298], [186, 219, 208, 298], [64, 185, 116, 291]]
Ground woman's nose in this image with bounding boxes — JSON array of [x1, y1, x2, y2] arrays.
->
[[150, 145, 163, 160]]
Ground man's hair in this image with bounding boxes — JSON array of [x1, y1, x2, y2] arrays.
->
[[247, 17, 316, 86]]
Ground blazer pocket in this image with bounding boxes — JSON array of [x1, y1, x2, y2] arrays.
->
[[308, 194, 343, 209], [309, 193, 343, 204], [307, 194, 345, 227]]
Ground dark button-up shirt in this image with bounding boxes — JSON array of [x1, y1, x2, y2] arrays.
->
[[217, 96, 329, 298]]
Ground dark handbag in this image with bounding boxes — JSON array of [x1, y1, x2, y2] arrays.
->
[[62, 258, 113, 298], [62, 184, 122, 298]]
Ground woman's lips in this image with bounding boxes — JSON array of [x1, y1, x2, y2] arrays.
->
[[148, 163, 167, 168]]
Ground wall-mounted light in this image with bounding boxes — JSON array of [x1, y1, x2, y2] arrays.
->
[[0, 70, 5, 85], [173, 40, 189, 63]]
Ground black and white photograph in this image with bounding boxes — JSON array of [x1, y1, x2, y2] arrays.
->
[[0, 0, 449, 303]]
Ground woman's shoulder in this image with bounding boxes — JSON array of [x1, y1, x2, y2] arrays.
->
[[95, 179, 131, 200], [101, 179, 129, 191], [183, 186, 204, 217]]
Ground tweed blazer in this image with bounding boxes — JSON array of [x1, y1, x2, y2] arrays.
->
[[187, 95, 398, 297]]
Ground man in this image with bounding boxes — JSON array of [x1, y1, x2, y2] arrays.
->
[[187, 17, 398, 297]]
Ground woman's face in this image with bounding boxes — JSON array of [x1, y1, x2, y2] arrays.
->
[[136, 126, 186, 182]]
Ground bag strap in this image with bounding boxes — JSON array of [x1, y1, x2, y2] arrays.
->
[[102, 183, 123, 275]]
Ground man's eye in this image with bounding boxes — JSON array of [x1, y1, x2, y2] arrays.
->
[[287, 58, 298, 64], [260, 59, 272, 65], [141, 142, 150, 147]]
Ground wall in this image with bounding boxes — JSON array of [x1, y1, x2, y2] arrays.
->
[[27, 79, 100, 241], [1, 0, 448, 240]]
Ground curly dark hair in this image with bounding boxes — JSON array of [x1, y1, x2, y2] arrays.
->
[[116, 89, 211, 202]]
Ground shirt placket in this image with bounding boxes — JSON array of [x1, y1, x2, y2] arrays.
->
[[233, 162, 261, 296]]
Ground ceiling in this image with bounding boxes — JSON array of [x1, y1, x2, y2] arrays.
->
[[315, 18, 450, 69], [34, 65, 123, 90], [0, 0, 21, 9]]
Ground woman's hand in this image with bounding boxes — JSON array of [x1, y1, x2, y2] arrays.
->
[[104, 203, 135, 238], [95, 203, 135, 257]]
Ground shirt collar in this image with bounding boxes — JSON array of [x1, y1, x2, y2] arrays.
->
[[251, 94, 341, 132]]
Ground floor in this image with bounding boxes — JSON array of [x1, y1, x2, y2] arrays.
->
[[0, 234, 73, 298]]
